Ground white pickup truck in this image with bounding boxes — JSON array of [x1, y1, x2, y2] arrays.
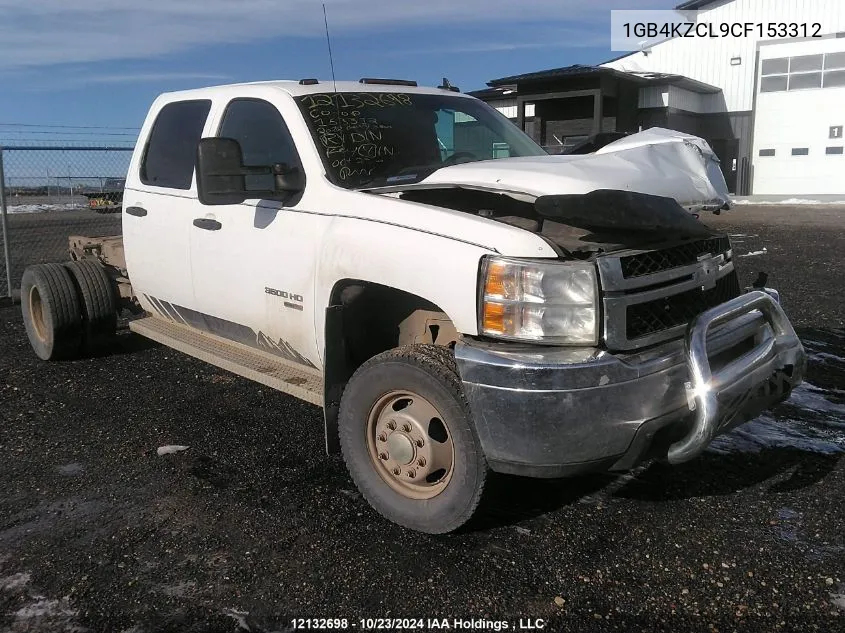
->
[[20, 78, 806, 533]]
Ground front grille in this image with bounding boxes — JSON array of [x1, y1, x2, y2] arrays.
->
[[620, 236, 732, 278], [626, 270, 741, 340]]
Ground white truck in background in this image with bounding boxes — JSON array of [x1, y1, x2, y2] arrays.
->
[[20, 78, 805, 533]]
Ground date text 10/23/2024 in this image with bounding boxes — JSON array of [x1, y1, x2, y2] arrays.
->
[[290, 618, 550, 631]]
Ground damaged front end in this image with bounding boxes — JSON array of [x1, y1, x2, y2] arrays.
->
[[453, 288, 806, 476], [391, 186, 805, 474], [405, 126, 733, 213], [358, 126, 805, 473]]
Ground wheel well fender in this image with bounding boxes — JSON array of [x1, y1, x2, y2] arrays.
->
[[322, 279, 460, 453]]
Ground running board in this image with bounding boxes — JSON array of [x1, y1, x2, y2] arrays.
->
[[129, 316, 323, 406]]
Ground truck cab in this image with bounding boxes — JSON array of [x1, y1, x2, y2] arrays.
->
[[20, 79, 806, 533]]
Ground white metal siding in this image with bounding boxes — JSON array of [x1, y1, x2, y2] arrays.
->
[[497, 105, 519, 118], [488, 98, 535, 119], [752, 37, 845, 194], [603, 0, 845, 112], [487, 98, 517, 118], [639, 85, 717, 113]]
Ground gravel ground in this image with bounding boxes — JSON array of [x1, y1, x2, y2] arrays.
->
[[705, 205, 845, 330], [0, 205, 844, 633]]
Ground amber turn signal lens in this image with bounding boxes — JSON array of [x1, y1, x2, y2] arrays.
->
[[481, 301, 506, 334], [484, 260, 509, 298]]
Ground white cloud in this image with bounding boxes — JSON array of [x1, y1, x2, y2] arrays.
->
[[10, 70, 232, 93], [389, 34, 612, 56], [0, 0, 667, 70], [82, 72, 232, 84]]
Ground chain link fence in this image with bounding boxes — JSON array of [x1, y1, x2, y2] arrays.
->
[[0, 145, 133, 298]]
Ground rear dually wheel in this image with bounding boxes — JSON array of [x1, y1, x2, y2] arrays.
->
[[20, 263, 83, 360]]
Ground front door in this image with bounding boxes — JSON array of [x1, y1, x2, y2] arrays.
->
[[188, 97, 325, 370], [123, 99, 212, 320]]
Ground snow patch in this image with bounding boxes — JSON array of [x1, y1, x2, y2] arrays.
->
[[708, 415, 845, 455], [56, 462, 84, 476], [733, 198, 845, 205], [809, 351, 845, 364], [786, 383, 845, 416], [0, 572, 31, 591], [157, 580, 196, 597], [12, 597, 88, 632], [5, 203, 82, 214], [156, 445, 189, 456], [14, 598, 78, 619], [224, 609, 253, 631], [0, 567, 88, 631]]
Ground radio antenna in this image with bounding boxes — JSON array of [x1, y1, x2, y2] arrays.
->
[[322, 3, 338, 93], [321, 3, 352, 182]]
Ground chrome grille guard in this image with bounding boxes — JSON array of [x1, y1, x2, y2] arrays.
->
[[668, 290, 806, 464]]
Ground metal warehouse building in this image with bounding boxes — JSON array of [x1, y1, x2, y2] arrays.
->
[[471, 0, 845, 196]]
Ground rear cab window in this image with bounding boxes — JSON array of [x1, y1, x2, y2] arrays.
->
[[141, 100, 212, 190]]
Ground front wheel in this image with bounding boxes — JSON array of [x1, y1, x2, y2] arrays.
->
[[339, 345, 488, 533]]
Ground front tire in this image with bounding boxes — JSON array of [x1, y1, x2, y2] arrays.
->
[[339, 345, 488, 533]]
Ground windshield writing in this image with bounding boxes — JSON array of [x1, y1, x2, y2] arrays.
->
[[299, 92, 410, 184], [296, 92, 545, 189]]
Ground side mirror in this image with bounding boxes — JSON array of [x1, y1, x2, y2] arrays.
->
[[196, 137, 305, 206], [196, 137, 249, 206]]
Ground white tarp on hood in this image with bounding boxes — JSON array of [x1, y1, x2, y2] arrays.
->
[[419, 127, 731, 212]]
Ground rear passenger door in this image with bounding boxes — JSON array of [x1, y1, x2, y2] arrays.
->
[[123, 99, 212, 320]]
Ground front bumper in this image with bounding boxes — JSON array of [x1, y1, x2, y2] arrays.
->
[[454, 290, 806, 478]]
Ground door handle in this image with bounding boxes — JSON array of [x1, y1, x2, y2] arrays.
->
[[193, 218, 222, 231], [125, 206, 147, 217]]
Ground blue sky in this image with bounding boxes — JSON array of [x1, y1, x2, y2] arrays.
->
[[0, 0, 672, 145]]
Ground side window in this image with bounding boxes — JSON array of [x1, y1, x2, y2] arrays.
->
[[218, 99, 303, 192], [141, 100, 211, 190]]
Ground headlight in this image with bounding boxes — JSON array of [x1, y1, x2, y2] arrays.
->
[[479, 256, 599, 345]]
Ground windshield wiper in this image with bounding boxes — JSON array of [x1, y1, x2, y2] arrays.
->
[[355, 166, 443, 190], [353, 175, 388, 190]]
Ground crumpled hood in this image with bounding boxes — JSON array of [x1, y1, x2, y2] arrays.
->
[[419, 127, 731, 212]]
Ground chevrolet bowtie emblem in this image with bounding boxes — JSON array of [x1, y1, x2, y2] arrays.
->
[[697, 257, 719, 290]]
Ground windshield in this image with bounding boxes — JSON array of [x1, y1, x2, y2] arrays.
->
[[295, 91, 547, 189]]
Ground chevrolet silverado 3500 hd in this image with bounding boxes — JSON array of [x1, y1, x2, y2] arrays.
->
[[20, 79, 806, 533]]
